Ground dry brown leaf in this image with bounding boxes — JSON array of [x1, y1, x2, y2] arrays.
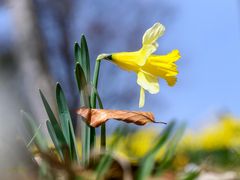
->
[[77, 107, 165, 127]]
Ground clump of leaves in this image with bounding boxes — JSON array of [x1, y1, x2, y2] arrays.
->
[[23, 109, 188, 179]]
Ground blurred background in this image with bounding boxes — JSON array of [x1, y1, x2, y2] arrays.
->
[[0, 0, 240, 178]]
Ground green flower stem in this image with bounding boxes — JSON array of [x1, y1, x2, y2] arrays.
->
[[83, 121, 90, 165], [89, 127, 95, 150], [90, 60, 101, 149], [95, 88, 106, 149]]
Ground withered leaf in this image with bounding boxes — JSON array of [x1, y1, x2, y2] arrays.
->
[[77, 107, 164, 127]]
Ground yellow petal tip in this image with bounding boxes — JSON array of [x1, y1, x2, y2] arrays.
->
[[142, 22, 165, 45], [139, 87, 145, 108]]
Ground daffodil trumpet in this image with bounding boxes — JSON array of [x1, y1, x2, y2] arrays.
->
[[97, 22, 180, 107]]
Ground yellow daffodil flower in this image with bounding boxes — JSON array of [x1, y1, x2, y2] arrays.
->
[[97, 22, 180, 107]]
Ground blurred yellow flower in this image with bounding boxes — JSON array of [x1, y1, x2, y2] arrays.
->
[[179, 115, 240, 151], [97, 22, 180, 107]]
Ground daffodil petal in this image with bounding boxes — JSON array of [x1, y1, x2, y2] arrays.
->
[[137, 22, 164, 66], [139, 87, 145, 108], [165, 76, 177, 86], [137, 44, 158, 66], [111, 51, 140, 72], [142, 22, 165, 46], [142, 50, 180, 86], [149, 50, 180, 67], [137, 70, 159, 94]]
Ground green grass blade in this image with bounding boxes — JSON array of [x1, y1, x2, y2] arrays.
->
[[180, 169, 200, 180], [145, 121, 175, 158], [75, 63, 91, 165], [56, 83, 80, 163], [80, 35, 91, 82], [21, 111, 48, 151], [21, 111, 51, 178], [56, 83, 70, 147], [74, 35, 91, 83], [74, 42, 81, 64], [75, 63, 90, 106], [79, 35, 94, 150], [46, 120, 64, 160], [68, 121, 80, 163], [82, 121, 90, 166], [136, 121, 175, 180], [39, 90, 68, 158], [26, 124, 42, 148], [95, 128, 122, 179], [155, 123, 186, 175], [95, 154, 113, 179]]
